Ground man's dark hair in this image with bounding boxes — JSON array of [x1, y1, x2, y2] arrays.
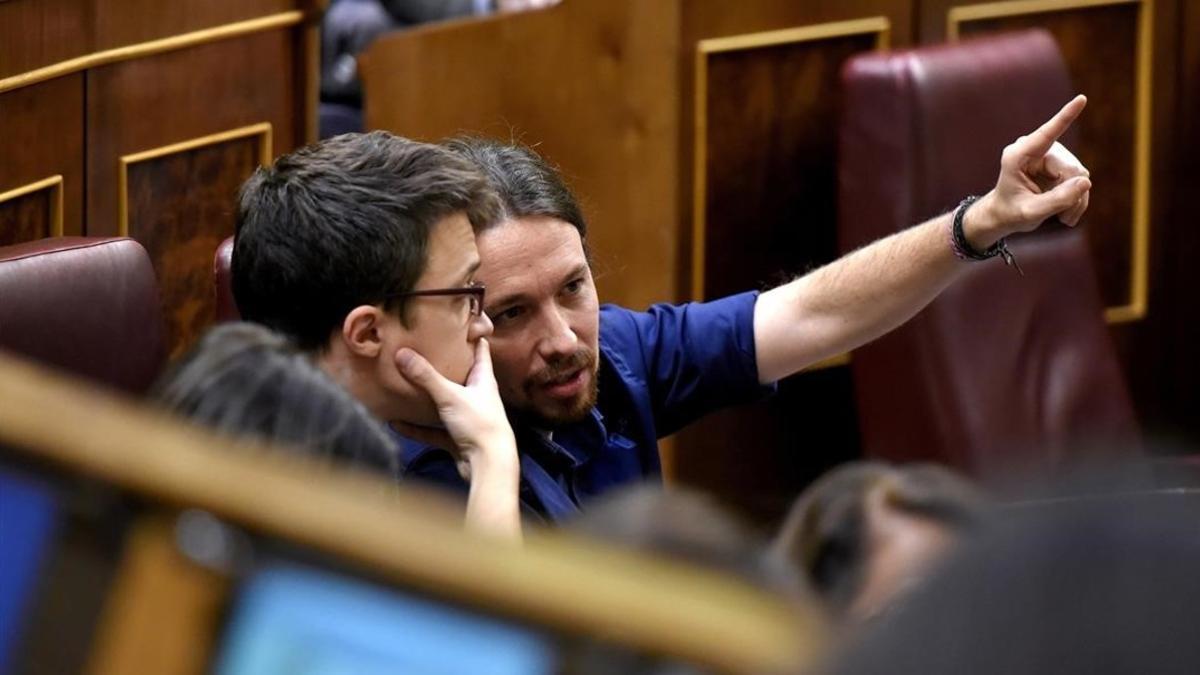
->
[[152, 322, 399, 477], [441, 136, 587, 241], [233, 131, 500, 351], [774, 462, 985, 617]]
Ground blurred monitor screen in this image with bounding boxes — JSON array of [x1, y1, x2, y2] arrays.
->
[[0, 470, 60, 675], [215, 564, 556, 675]]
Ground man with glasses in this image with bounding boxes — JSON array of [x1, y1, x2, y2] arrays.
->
[[231, 131, 521, 539]]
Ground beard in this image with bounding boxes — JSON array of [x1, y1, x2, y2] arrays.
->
[[515, 347, 600, 428]]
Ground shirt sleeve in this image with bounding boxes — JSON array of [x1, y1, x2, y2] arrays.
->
[[600, 291, 775, 438]]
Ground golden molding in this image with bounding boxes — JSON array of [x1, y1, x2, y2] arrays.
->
[[0, 11, 305, 95], [948, 0, 1153, 324], [117, 123, 274, 236], [692, 18, 890, 372], [0, 175, 65, 237]]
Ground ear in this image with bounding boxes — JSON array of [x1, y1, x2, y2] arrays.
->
[[339, 305, 386, 358]]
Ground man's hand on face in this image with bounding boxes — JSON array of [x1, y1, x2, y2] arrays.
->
[[964, 94, 1093, 251], [393, 339, 518, 482]]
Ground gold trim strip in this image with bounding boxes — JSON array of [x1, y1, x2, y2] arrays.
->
[[948, 0, 1152, 324], [0, 175, 65, 237], [692, 46, 709, 301], [1123, 0, 1153, 323], [698, 17, 892, 54], [0, 11, 305, 95], [692, 18, 890, 369], [118, 123, 273, 236], [947, 0, 1140, 39]]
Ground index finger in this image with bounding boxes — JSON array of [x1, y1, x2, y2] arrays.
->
[[1013, 95, 1087, 159], [465, 338, 495, 387]]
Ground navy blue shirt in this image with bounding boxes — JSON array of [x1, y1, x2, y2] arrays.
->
[[399, 291, 771, 523]]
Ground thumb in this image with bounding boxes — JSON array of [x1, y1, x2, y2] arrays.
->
[[395, 347, 454, 404], [1031, 176, 1091, 222]]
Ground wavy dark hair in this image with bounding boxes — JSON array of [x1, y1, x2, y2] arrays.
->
[[442, 136, 587, 245]]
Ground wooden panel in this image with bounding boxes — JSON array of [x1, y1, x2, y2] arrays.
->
[[677, 0, 914, 299], [693, 21, 888, 301], [91, 0, 297, 50], [0, 191, 52, 245], [363, 0, 684, 311], [123, 127, 270, 360], [1120, 0, 1200, 445], [674, 18, 891, 525], [0, 0, 90, 79], [0, 0, 304, 81], [677, 369, 864, 525], [86, 32, 296, 357], [0, 75, 84, 239], [0, 177, 63, 246], [949, 0, 1148, 323]]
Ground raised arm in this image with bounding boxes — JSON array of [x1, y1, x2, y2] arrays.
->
[[754, 95, 1092, 384], [393, 339, 522, 542]]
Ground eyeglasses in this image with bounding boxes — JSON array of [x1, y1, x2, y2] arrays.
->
[[388, 281, 486, 317]]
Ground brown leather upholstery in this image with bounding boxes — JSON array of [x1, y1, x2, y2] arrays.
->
[[0, 237, 166, 394], [838, 30, 1139, 477], [214, 235, 239, 322]]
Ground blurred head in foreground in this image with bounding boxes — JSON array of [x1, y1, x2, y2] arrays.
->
[[563, 484, 812, 675], [774, 462, 986, 623], [828, 489, 1200, 675], [569, 483, 803, 597], [152, 322, 399, 478]]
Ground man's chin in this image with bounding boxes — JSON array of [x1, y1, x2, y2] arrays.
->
[[524, 386, 599, 428]]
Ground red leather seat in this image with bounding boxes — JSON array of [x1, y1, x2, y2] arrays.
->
[[838, 30, 1139, 478], [0, 237, 167, 394], [214, 235, 239, 322]]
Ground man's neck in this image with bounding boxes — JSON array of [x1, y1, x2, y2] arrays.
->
[[316, 341, 391, 423]]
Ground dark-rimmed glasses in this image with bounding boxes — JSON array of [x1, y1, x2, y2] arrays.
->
[[388, 281, 486, 317]]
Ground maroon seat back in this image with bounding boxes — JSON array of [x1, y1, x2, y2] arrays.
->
[[0, 237, 167, 394], [214, 235, 239, 322], [838, 30, 1139, 478]]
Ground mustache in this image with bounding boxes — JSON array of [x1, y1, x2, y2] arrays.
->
[[532, 349, 595, 386]]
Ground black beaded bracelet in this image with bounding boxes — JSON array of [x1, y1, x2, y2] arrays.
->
[[951, 196, 1023, 275]]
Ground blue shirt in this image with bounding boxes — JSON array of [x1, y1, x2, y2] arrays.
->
[[399, 291, 771, 523]]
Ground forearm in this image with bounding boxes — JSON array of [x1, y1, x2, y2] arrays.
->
[[754, 209, 964, 383], [752, 96, 1092, 385], [463, 436, 523, 542]]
